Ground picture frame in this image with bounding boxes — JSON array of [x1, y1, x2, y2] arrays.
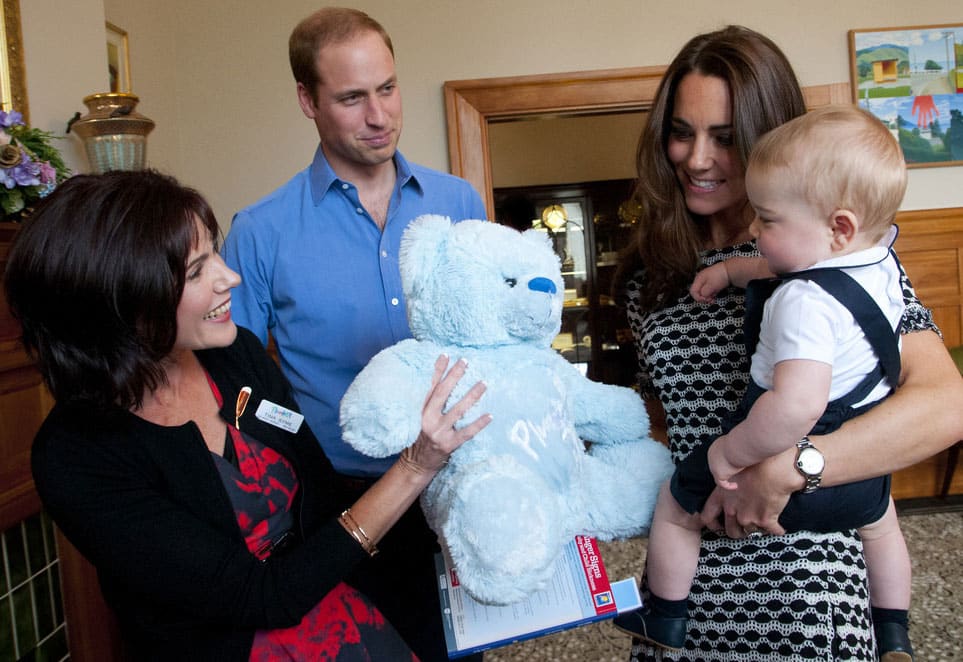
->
[[106, 21, 131, 93], [0, 0, 28, 119], [849, 23, 963, 168]]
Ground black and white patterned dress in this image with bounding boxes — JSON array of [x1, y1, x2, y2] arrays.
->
[[623, 240, 933, 661]]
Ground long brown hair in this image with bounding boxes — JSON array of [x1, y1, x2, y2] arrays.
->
[[616, 25, 806, 312]]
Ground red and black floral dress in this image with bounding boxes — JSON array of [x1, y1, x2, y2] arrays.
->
[[207, 376, 418, 661]]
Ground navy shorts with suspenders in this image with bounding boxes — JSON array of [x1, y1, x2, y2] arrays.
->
[[670, 261, 901, 532]]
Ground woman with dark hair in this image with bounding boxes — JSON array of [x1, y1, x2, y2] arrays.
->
[[5, 170, 490, 660], [614, 26, 963, 660]]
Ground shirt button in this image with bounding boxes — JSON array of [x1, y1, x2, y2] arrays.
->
[[391, 298, 399, 306], [381, 250, 388, 258], [341, 183, 349, 190], [355, 207, 364, 214]]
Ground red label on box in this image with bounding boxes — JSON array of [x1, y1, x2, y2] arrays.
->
[[575, 535, 616, 615]]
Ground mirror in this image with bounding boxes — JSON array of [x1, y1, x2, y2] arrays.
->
[[0, 0, 27, 119], [443, 67, 850, 217]]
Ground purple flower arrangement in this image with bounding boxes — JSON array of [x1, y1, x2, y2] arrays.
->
[[0, 110, 69, 220]]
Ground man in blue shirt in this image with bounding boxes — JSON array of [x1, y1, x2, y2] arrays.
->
[[222, 8, 486, 661]]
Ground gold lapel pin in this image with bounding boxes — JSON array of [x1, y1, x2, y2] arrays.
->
[[235, 386, 252, 430]]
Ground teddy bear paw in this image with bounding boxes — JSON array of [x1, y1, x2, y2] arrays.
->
[[441, 458, 565, 604]]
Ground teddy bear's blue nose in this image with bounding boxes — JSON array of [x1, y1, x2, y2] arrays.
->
[[527, 277, 557, 294]]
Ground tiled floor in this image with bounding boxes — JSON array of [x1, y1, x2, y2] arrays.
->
[[488, 507, 963, 662]]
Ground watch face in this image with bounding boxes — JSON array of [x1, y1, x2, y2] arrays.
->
[[797, 447, 825, 475]]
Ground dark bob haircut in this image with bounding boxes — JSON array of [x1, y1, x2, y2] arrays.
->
[[4, 170, 220, 410]]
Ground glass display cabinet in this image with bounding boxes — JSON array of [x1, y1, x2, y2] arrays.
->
[[494, 179, 637, 385]]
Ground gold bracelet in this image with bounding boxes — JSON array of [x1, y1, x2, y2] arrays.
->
[[339, 511, 375, 555], [340, 509, 371, 545], [338, 509, 378, 557]]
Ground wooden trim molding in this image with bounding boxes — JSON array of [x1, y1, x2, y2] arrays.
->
[[444, 66, 666, 217], [444, 66, 851, 217], [893, 206, 963, 349]]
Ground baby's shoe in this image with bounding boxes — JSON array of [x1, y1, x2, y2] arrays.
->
[[875, 621, 913, 662], [612, 607, 686, 651]]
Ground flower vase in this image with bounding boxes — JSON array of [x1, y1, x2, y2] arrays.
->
[[70, 93, 155, 173]]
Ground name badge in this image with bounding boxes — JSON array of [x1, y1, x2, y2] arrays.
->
[[255, 399, 304, 433]]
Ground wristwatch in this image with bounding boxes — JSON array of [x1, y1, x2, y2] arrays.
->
[[794, 436, 824, 494]]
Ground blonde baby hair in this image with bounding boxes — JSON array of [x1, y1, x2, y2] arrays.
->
[[747, 104, 907, 241]]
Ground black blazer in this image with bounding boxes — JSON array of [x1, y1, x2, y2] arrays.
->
[[32, 327, 367, 660]]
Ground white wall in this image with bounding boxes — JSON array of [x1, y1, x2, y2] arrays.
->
[[20, 1, 963, 230], [19, 0, 107, 176], [100, 0, 179, 177]]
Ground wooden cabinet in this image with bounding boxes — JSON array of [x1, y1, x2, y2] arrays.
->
[[890, 208, 963, 500]]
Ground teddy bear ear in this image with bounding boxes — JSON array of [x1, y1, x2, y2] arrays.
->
[[400, 214, 453, 295], [522, 227, 555, 252]]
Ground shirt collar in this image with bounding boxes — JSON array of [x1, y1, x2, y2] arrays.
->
[[812, 224, 899, 271], [307, 145, 421, 206]]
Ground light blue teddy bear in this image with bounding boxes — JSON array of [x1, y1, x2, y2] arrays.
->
[[340, 214, 673, 605]]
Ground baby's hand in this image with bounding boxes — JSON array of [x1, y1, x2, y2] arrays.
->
[[689, 262, 730, 304], [707, 437, 742, 490]]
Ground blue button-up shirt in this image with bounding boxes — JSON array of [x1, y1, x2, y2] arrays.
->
[[222, 146, 486, 476]]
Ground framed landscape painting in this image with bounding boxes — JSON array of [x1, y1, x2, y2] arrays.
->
[[849, 23, 963, 167]]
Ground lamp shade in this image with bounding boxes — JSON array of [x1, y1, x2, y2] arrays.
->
[[70, 93, 155, 173]]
